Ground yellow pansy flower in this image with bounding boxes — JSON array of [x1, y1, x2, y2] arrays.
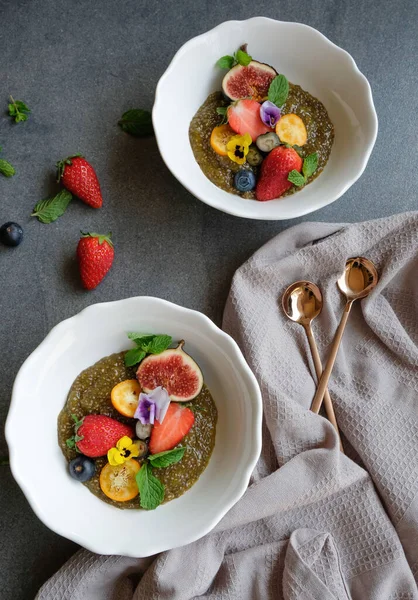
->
[[226, 133, 252, 165], [107, 436, 140, 466]]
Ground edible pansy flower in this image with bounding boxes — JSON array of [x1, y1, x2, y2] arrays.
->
[[260, 101, 281, 128], [226, 133, 252, 165], [107, 436, 140, 466], [134, 386, 171, 425]]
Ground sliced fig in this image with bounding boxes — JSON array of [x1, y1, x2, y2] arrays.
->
[[136, 341, 203, 402], [222, 60, 277, 102]]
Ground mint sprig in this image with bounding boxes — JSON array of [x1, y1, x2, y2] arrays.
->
[[216, 48, 252, 69], [148, 447, 186, 468], [136, 462, 165, 510], [125, 333, 172, 366], [31, 189, 72, 223], [268, 75, 289, 107], [288, 152, 318, 187], [216, 55, 235, 69], [8, 96, 30, 123], [118, 109, 154, 137]]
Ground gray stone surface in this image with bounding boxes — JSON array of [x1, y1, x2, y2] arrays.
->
[[0, 0, 416, 598]]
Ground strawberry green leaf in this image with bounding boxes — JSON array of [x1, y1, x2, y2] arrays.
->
[[66, 437, 76, 449], [80, 232, 113, 247], [268, 75, 289, 107], [148, 447, 186, 468], [136, 462, 165, 510], [147, 334, 172, 355], [287, 170, 306, 187], [235, 49, 252, 66], [0, 159, 15, 178], [216, 55, 235, 69], [31, 190, 72, 224], [118, 109, 154, 137], [302, 153, 318, 180], [125, 347, 146, 367]]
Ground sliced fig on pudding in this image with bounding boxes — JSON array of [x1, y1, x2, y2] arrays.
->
[[222, 60, 278, 102], [136, 341, 203, 402]]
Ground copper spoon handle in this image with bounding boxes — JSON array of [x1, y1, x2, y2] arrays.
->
[[305, 323, 344, 453], [311, 301, 353, 414]]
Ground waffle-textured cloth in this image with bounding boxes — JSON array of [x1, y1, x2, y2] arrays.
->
[[37, 212, 418, 600]]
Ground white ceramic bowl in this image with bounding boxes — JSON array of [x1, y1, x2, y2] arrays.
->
[[153, 17, 378, 220], [6, 297, 262, 556]]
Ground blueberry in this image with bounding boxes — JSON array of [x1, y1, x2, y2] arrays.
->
[[234, 169, 256, 193], [256, 132, 280, 153], [69, 456, 96, 482], [0, 222, 23, 247], [246, 145, 263, 167]]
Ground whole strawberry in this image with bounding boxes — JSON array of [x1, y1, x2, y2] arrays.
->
[[57, 155, 103, 208], [256, 146, 302, 201], [66, 414, 134, 458], [77, 232, 114, 290]]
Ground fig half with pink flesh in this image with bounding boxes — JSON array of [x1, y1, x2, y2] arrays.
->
[[222, 60, 277, 102], [136, 341, 203, 402]]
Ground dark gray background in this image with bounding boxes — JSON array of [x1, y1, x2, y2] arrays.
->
[[0, 0, 417, 598]]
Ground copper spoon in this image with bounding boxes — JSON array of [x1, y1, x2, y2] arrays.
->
[[311, 257, 378, 413], [282, 281, 344, 452]]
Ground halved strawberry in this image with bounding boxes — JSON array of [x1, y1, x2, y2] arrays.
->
[[228, 99, 271, 141], [149, 403, 194, 454]]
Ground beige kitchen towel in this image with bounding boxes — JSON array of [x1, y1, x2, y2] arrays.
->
[[37, 211, 418, 599]]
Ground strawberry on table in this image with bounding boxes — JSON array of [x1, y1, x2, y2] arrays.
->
[[66, 414, 134, 458], [57, 155, 103, 208], [255, 146, 302, 201], [149, 402, 195, 454], [77, 232, 114, 290]]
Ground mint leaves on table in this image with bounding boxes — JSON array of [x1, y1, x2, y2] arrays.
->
[[216, 48, 252, 69], [288, 152, 319, 187], [118, 109, 154, 137], [148, 447, 186, 468], [125, 333, 172, 366], [268, 75, 289, 107], [0, 146, 15, 178], [136, 461, 165, 510], [31, 189, 72, 224], [8, 96, 31, 123]]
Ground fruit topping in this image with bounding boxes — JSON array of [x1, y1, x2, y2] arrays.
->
[[57, 155, 103, 208], [0, 222, 23, 247], [275, 114, 307, 146], [134, 386, 171, 424], [136, 421, 152, 440], [210, 124, 236, 156], [255, 146, 302, 201], [222, 60, 277, 102], [226, 133, 252, 165], [137, 341, 203, 402], [256, 132, 281, 153], [77, 232, 114, 290], [260, 101, 281, 128], [149, 402, 195, 454], [66, 414, 134, 458], [246, 145, 263, 166], [69, 456, 96, 482], [107, 436, 141, 466], [228, 99, 270, 140], [234, 169, 256, 193], [99, 459, 140, 502], [134, 439, 149, 459], [111, 379, 141, 418]]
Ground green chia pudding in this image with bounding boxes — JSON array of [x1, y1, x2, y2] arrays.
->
[[58, 343, 217, 510], [189, 49, 334, 201]]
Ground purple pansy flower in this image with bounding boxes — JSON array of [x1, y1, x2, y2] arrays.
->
[[260, 101, 281, 128], [134, 386, 171, 425]]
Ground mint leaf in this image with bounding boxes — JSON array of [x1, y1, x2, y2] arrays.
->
[[288, 170, 305, 187], [235, 49, 252, 66], [8, 96, 30, 123], [125, 347, 146, 367], [0, 159, 15, 177], [136, 462, 165, 510], [31, 189, 72, 223], [148, 334, 172, 355], [127, 333, 156, 347], [148, 447, 186, 468], [216, 55, 235, 69], [268, 75, 289, 107], [302, 153, 318, 180], [118, 109, 154, 137]]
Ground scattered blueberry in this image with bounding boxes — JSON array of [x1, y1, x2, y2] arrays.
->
[[69, 456, 96, 482], [246, 145, 263, 167], [256, 132, 280, 153], [0, 222, 23, 247], [234, 169, 256, 193]]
